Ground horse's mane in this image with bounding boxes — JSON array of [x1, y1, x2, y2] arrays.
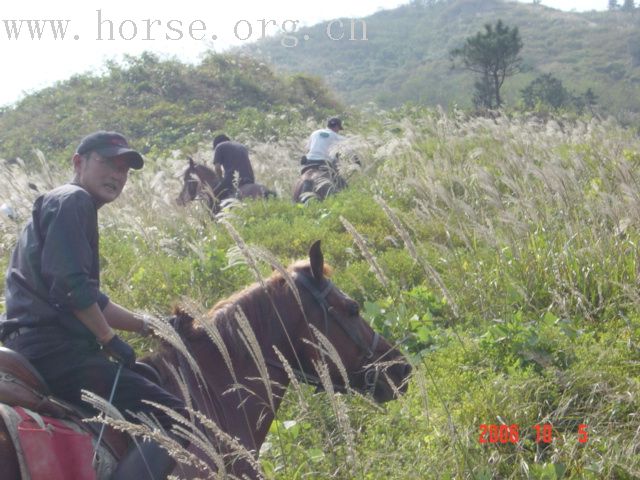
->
[[192, 163, 219, 186], [182, 160, 218, 185], [170, 260, 333, 351], [209, 260, 333, 312]]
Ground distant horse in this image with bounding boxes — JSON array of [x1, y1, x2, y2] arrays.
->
[[0, 240, 412, 479], [292, 156, 359, 203], [177, 157, 275, 213]]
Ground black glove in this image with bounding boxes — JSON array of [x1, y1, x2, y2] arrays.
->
[[103, 334, 136, 367]]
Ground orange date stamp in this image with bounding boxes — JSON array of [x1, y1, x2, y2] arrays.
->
[[478, 423, 589, 444]]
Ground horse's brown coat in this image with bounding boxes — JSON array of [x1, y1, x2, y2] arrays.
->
[[177, 157, 273, 214], [0, 241, 411, 479]]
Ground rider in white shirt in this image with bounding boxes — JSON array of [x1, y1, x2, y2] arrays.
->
[[302, 117, 345, 170]]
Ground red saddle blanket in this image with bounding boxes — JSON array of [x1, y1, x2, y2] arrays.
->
[[15, 406, 97, 480]]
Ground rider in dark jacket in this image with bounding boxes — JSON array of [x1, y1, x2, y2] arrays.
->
[[2, 131, 186, 480], [212, 134, 255, 200]]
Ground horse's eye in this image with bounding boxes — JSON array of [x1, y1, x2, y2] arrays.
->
[[348, 302, 359, 317]]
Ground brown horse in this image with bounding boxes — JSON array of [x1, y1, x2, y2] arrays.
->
[[0, 240, 411, 479], [292, 155, 361, 203], [177, 157, 275, 214]]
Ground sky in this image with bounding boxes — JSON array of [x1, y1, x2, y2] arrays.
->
[[0, 1, 609, 108]]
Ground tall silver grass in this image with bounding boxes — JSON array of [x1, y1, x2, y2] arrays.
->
[[340, 215, 390, 290], [375, 195, 460, 319]]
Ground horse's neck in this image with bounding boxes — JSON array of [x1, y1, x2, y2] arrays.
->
[[155, 340, 285, 478], [159, 288, 299, 455], [211, 287, 306, 450], [195, 165, 220, 190]]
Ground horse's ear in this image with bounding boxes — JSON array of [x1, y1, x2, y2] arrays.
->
[[188, 156, 195, 168], [309, 240, 324, 282]]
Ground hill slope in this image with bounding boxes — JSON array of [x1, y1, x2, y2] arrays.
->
[[243, 0, 640, 115], [0, 52, 340, 166], [2, 108, 639, 478]]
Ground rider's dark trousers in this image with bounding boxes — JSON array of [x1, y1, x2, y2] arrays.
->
[[6, 332, 186, 433]]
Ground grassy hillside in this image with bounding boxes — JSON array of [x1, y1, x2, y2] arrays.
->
[[5, 0, 640, 169], [2, 107, 639, 478], [0, 52, 341, 167], [243, 0, 640, 117]]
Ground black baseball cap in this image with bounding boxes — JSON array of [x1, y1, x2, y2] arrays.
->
[[76, 131, 144, 169], [327, 117, 343, 130], [213, 134, 231, 148]]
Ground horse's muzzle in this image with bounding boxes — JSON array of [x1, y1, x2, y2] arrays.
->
[[366, 360, 412, 403]]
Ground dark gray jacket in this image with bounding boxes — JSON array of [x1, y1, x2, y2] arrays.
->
[[2, 183, 109, 355], [213, 141, 255, 196]]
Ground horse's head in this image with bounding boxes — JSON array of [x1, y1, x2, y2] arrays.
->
[[290, 240, 412, 403], [176, 157, 201, 206], [176, 157, 223, 212]]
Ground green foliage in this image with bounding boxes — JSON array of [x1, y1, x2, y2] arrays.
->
[[479, 311, 579, 372], [245, 0, 640, 116], [622, 0, 636, 11], [364, 284, 448, 355], [522, 73, 570, 109], [224, 106, 307, 142], [450, 19, 523, 109], [0, 52, 340, 167], [261, 419, 325, 478], [3, 108, 640, 478]]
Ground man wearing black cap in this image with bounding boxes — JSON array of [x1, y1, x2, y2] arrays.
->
[[1, 131, 186, 479], [302, 117, 346, 170]]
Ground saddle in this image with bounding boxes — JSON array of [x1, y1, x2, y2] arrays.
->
[[300, 160, 337, 175], [0, 347, 130, 461], [0, 347, 68, 417]]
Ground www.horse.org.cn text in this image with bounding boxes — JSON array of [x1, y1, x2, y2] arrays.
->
[[0, 10, 369, 48]]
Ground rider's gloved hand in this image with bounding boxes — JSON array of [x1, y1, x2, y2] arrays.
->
[[103, 334, 136, 367], [137, 314, 155, 337]]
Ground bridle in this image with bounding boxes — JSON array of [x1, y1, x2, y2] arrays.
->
[[293, 273, 380, 360], [169, 270, 385, 409], [182, 165, 220, 210], [266, 272, 382, 394], [182, 167, 202, 202]]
